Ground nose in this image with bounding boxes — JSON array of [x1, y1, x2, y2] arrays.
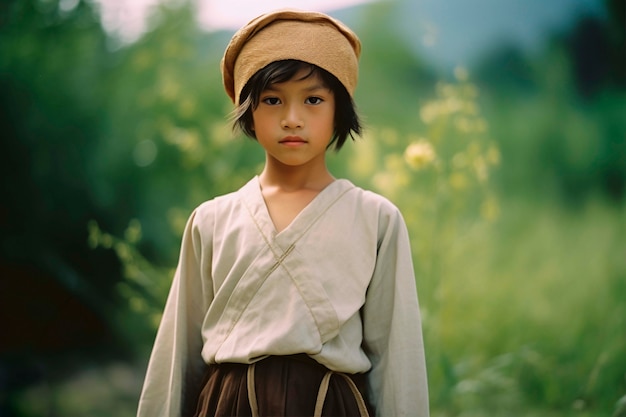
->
[[281, 104, 303, 129]]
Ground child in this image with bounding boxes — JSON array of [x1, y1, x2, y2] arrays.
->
[[137, 9, 429, 417]]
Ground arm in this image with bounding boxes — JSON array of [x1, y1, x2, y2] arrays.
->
[[137, 208, 214, 417], [362, 207, 429, 417]]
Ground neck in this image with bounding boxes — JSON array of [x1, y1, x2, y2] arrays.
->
[[259, 156, 334, 192]]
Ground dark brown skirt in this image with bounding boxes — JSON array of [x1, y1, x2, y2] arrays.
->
[[193, 355, 374, 417]]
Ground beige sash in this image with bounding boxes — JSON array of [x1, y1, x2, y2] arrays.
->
[[246, 362, 370, 417]]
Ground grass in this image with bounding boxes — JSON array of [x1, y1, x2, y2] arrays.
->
[[421, 196, 626, 416]]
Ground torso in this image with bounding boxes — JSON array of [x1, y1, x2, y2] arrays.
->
[[198, 175, 399, 371]]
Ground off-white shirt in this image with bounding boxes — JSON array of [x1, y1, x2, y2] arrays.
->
[[137, 177, 429, 417]]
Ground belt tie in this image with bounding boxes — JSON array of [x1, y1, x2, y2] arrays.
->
[[246, 362, 369, 417]]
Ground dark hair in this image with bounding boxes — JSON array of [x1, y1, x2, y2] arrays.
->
[[233, 60, 361, 151]]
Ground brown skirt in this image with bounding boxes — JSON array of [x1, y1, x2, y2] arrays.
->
[[193, 355, 374, 417]]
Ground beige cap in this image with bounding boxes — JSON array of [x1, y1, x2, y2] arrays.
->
[[221, 9, 361, 105]]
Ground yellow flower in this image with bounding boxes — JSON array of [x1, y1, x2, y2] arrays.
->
[[481, 197, 500, 221], [404, 140, 436, 170], [487, 146, 501, 165], [473, 157, 488, 183], [449, 172, 469, 190], [419, 103, 438, 124]]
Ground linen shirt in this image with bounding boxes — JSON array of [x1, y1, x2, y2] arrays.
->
[[137, 176, 429, 417]]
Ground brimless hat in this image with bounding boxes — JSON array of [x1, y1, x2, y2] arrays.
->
[[221, 9, 361, 105]]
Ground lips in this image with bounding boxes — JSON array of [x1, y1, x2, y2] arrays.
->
[[279, 136, 307, 144]]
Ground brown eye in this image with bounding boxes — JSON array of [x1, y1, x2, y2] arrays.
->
[[305, 96, 323, 105], [262, 97, 281, 105]]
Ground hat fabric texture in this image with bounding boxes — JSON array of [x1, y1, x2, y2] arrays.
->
[[221, 9, 361, 105]]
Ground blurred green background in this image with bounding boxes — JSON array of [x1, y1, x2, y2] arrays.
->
[[1, 0, 624, 416]]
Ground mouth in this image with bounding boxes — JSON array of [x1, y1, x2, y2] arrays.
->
[[279, 136, 307, 145]]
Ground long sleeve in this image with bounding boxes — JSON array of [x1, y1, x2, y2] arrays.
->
[[362, 207, 429, 417], [137, 208, 214, 417]]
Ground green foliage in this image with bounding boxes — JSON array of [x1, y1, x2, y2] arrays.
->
[[475, 11, 626, 203], [87, 219, 172, 353], [425, 198, 626, 416]]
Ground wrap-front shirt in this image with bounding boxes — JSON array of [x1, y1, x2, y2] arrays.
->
[[137, 176, 429, 417]]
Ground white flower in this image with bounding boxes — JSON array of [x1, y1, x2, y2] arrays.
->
[[404, 140, 436, 170]]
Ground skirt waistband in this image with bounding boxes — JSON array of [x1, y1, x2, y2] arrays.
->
[[194, 355, 373, 417], [246, 357, 370, 417]]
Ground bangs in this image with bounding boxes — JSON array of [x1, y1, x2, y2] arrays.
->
[[243, 61, 324, 108]]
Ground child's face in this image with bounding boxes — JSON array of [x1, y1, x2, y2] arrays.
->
[[251, 69, 335, 168]]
